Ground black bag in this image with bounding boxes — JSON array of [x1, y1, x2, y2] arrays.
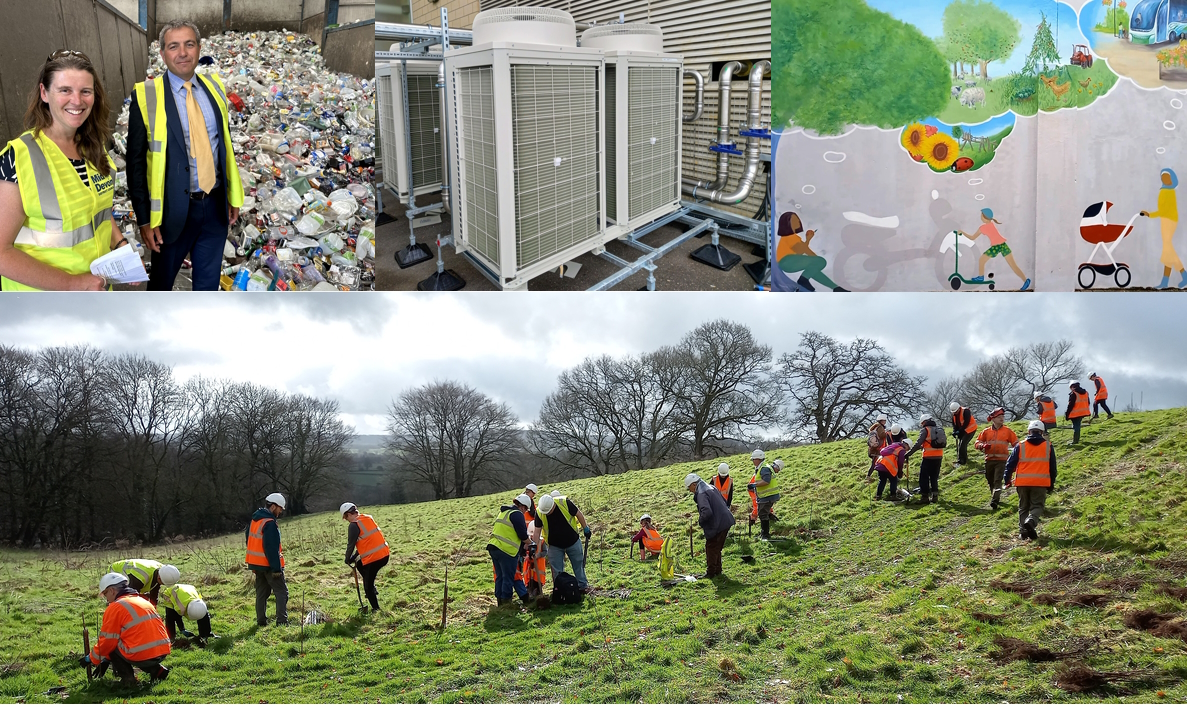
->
[[928, 425, 948, 448], [550, 571, 585, 605]]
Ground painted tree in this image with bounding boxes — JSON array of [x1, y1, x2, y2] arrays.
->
[[1023, 13, 1061, 74], [951, 125, 964, 141], [773, 0, 950, 133], [943, 0, 1022, 80]]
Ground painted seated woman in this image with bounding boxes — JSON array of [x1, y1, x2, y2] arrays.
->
[[775, 211, 847, 292]]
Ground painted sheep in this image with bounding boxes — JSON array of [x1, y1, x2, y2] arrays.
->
[[959, 87, 986, 108], [951, 85, 963, 98]]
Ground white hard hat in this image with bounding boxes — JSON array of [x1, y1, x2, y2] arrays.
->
[[186, 598, 208, 620], [549, 490, 562, 498], [773, 459, 784, 470], [889, 423, 903, 435], [1068, 381, 1077, 388], [750, 449, 765, 460], [949, 402, 960, 413], [1033, 391, 1042, 399], [514, 493, 532, 509], [159, 564, 180, 586], [1028, 419, 1046, 432], [684, 473, 701, 488], [919, 413, 933, 423], [524, 483, 539, 494], [99, 572, 128, 594], [876, 413, 888, 422], [538, 494, 555, 514], [717, 463, 730, 477], [640, 514, 651, 522], [265, 492, 286, 509], [340, 502, 357, 516]]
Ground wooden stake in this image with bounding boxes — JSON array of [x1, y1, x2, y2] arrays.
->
[[439, 563, 449, 632]]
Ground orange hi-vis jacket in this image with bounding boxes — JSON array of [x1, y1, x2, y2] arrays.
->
[[354, 514, 390, 565], [711, 474, 732, 502], [953, 408, 977, 435], [88, 593, 171, 665], [876, 451, 901, 478], [1037, 397, 1057, 424], [920, 426, 944, 458], [747, 473, 759, 520], [1093, 377, 1108, 401], [639, 526, 664, 553], [1069, 390, 1091, 419], [977, 425, 1019, 461], [1014, 439, 1053, 487], [246, 516, 284, 569]]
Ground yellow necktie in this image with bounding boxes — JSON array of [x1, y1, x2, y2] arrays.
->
[[184, 80, 216, 193]]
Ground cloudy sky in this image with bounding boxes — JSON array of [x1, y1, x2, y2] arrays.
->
[[2, 293, 1185, 434]]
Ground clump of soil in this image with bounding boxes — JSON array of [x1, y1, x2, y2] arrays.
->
[[990, 579, 1037, 597], [1055, 662, 1156, 693], [1123, 609, 1187, 640], [989, 635, 1095, 664], [968, 611, 1005, 623], [1032, 593, 1112, 607], [1157, 584, 1187, 601], [1094, 576, 1144, 592]]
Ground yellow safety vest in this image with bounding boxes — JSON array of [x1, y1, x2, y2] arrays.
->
[[490, 509, 522, 557], [111, 559, 162, 589], [755, 464, 779, 499], [538, 496, 580, 544], [160, 583, 203, 615], [659, 537, 675, 580], [133, 72, 244, 228], [2, 130, 114, 291]]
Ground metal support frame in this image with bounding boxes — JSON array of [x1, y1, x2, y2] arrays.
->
[[588, 210, 716, 291], [376, 22, 473, 43]]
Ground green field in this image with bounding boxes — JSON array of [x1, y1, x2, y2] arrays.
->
[[937, 61, 1120, 124], [3, 409, 1187, 703]]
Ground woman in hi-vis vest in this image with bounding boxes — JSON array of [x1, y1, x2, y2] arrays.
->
[[0, 52, 125, 291]]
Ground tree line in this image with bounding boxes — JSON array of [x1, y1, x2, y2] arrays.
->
[[387, 321, 1087, 502], [0, 345, 353, 548]]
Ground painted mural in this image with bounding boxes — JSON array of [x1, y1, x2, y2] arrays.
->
[[771, 0, 1187, 291]]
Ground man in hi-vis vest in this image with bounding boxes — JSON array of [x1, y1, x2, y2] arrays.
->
[[127, 20, 243, 291], [246, 493, 288, 626], [1004, 420, 1057, 541]]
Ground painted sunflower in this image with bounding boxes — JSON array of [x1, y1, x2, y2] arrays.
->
[[901, 123, 928, 156], [920, 132, 960, 171]]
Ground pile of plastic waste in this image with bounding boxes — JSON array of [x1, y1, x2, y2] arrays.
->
[[110, 30, 376, 291]]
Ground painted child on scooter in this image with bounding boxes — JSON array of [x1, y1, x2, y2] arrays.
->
[[957, 208, 1031, 291]]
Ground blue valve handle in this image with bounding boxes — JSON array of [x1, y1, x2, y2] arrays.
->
[[710, 142, 744, 156], [739, 128, 772, 139]]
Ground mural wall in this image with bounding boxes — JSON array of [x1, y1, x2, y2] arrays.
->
[[771, 0, 1187, 291]]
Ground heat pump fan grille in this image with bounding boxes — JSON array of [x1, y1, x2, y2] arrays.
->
[[407, 75, 443, 188], [510, 64, 601, 269], [459, 66, 500, 265], [628, 66, 679, 218], [605, 65, 617, 222]]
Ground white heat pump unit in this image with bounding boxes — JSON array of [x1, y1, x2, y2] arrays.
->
[[581, 24, 682, 232], [445, 7, 606, 289], [377, 60, 446, 205]]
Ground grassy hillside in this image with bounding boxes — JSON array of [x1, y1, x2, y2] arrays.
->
[[3, 410, 1187, 703]]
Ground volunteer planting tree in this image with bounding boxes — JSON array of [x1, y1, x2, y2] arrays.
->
[[385, 380, 521, 500], [777, 331, 926, 443]]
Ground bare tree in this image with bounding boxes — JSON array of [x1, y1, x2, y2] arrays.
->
[[1006, 340, 1085, 397], [278, 396, 353, 515], [962, 356, 1031, 420], [924, 376, 966, 425], [659, 320, 782, 458], [777, 331, 927, 443], [386, 380, 521, 499]]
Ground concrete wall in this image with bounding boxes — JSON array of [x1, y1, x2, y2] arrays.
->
[[771, 0, 1187, 292], [0, 0, 148, 142], [323, 19, 375, 78], [301, 0, 328, 46], [338, 0, 377, 25]]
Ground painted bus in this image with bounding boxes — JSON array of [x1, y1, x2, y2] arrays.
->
[[1130, 0, 1187, 44]]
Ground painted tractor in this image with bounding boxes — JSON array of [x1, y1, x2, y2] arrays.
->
[[1071, 44, 1094, 68]]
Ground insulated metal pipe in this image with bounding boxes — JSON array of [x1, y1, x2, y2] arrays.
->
[[682, 68, 703, 123], [437, 62, 451, 214], [683, 60, 770, 205], [682, 60, 741, 195]]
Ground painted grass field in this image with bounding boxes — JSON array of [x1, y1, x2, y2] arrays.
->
[[3, 409, 1187, 703], [937, 60, 1120, 125]]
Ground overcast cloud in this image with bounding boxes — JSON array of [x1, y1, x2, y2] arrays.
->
[[1, 293, 1184, 434]]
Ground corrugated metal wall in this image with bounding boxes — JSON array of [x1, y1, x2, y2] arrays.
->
[[475, 0, 770, 218]]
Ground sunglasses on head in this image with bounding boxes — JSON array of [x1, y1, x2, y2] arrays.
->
[[47, 49, 92, 63]]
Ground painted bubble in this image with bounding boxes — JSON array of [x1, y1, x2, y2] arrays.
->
[[967, 178, 984, 186], [1173, 99, 1184, 110], [975, 194, 986, 201], [1158, 147, 1167, 155], [843, 212, 899, 228], [795, 204, 802, 209], [823, 151, 846, 163], [1165, 121, 1176, 131], [931, 190, 939, 200], [802, 185, 816, 195]]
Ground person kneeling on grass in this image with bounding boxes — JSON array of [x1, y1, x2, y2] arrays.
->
[[82, 573, 171, 686], [631, 514, 664, 560], [160, 583, 217, 647]]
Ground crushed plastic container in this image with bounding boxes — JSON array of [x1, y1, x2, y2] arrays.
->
[[110, 29, 377, 291]]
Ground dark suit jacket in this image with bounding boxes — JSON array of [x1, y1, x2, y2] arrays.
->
[[127, 75, 231, 245]]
